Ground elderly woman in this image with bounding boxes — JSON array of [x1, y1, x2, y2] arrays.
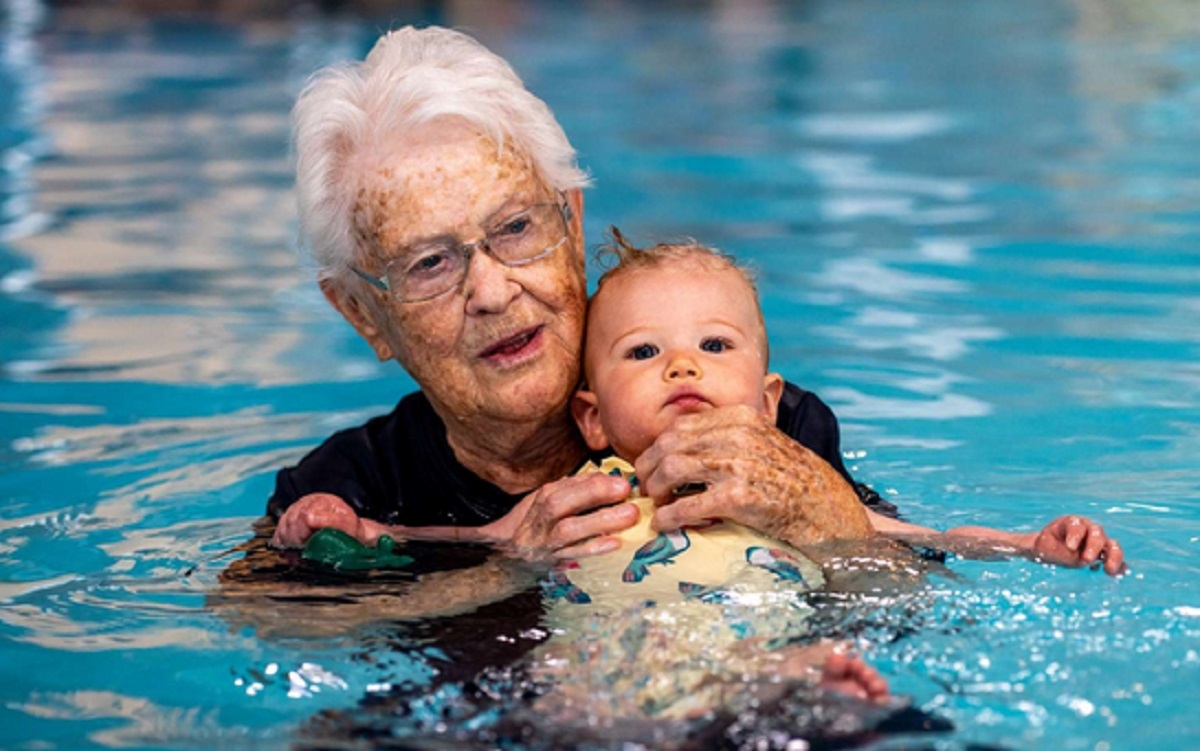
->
[[267, 26, 892, 560]]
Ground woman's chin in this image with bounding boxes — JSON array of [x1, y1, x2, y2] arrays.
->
[[485, 376, 575, 423]]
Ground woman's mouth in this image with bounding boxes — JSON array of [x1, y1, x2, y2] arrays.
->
[[479, 325, 543, 363]]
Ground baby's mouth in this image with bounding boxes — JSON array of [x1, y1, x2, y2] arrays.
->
[[665, 389, 710, 410]]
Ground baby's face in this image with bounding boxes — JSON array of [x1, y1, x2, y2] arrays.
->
[[574, 263, 782, 461]]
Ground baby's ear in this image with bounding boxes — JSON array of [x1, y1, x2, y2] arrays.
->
[[571, 388, 611, 451], [762, 372, 785, 422]]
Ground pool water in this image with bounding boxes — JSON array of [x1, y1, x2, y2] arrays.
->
[[2, 1, 1199, 749]]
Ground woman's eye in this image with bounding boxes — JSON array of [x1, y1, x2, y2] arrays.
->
[[496, 215, 532, 237], [700, 337, 731, 353], [626, 343, 659, 360], [407, 248, 453, 277]]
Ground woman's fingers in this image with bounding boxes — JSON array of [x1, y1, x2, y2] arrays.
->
[[636, 406, 872, 545], [503, 473, 636, 561], [552, 534, 623, 561]]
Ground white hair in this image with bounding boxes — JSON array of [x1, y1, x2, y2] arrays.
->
[[292, 25, 591, 279]]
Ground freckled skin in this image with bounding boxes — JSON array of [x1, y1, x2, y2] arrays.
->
[[331, 120, 588, 491]]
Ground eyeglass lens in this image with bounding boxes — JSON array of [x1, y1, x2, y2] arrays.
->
[[389, 202, 565, 301]]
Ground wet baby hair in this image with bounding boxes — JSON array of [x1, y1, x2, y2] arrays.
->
[[592, 226, 758, 293], [587, 226, 770, 365]]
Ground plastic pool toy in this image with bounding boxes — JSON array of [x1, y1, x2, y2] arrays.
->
[[301, 528, 414, 571]]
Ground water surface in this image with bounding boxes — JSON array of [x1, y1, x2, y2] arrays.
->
[[2, 1, 1199, 749]]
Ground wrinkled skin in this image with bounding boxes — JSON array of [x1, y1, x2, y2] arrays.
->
[[634, 405, 875, 548], [480, 472, 639, 560], [328, 123, 590, 491], [273, 121, 636, 552], [270, 403, 878, 559], [465, 405, 879, 561]]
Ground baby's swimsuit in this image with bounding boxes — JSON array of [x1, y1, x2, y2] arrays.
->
[[536, 456, 826, 719], [547, 455, 825, 610]]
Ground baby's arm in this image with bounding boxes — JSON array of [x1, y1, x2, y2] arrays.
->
[[271, 493, 482, 549], [868, 509, 1126, 576], [949, 515, 1125, 575], [272, 493, 365, 548], [272, 473, 637, 560]]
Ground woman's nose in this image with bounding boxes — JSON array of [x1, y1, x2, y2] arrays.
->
[[462, 246, 521, 315], [664, 353, 702, 381]]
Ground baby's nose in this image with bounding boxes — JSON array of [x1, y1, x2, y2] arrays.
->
[[665, 355, 701, 380]]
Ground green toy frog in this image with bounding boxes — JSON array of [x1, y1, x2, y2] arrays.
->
[[301, 528, 414, 572]]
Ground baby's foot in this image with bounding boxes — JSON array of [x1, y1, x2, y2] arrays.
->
[[819, 652, 890, 703]]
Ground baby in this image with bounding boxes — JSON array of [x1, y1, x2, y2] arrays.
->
[[537, 229, 1126, 722], [534, 231, 891, 719], [566, 229, 1125, 579]]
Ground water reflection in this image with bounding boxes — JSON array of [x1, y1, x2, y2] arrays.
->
[[1, 4, 374, 386], [0, 0, 51, 240], [1, 2, 1199, 750]]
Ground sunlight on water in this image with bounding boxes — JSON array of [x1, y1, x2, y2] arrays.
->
[[2, 1, 1199, 749]]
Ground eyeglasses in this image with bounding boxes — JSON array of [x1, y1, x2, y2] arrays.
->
[[349, 199, 573, 303]]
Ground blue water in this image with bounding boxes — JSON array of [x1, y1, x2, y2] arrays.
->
[[2, 1, 1199, 749]]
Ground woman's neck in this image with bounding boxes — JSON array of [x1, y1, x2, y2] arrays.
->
[[442, 408, 588, 495]]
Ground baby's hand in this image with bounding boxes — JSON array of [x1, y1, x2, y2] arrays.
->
[[819, 652, 891, 703], [1032, 515, 1126, 576], [271, 493, 364, 549]]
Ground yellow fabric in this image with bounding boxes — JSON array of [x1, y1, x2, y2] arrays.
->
[[549, 456, 824, 612], [533, 456, 827, 719]]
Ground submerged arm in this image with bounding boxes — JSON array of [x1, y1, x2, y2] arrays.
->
[[213, 524, 543, 639]]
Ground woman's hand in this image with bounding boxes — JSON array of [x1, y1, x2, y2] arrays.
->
[[272, 478, 638, 560], [633, 405, 874, 547], [482, 473, 639, 561]]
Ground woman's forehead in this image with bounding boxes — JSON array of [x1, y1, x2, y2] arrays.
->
[[353, 126, 544, 239], [367, 121, 536, 190]]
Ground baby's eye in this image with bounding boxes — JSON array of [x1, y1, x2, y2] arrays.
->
[[625, 343, 659, 360], [700, 337, 732, 353]]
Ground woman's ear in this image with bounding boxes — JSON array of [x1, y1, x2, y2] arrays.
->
[[320, 277, 394, 361], [570, 387, 611, 451], [564, 188, 585, 261], [565, 188, 584, 233], [762, 372, 785, 422]]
